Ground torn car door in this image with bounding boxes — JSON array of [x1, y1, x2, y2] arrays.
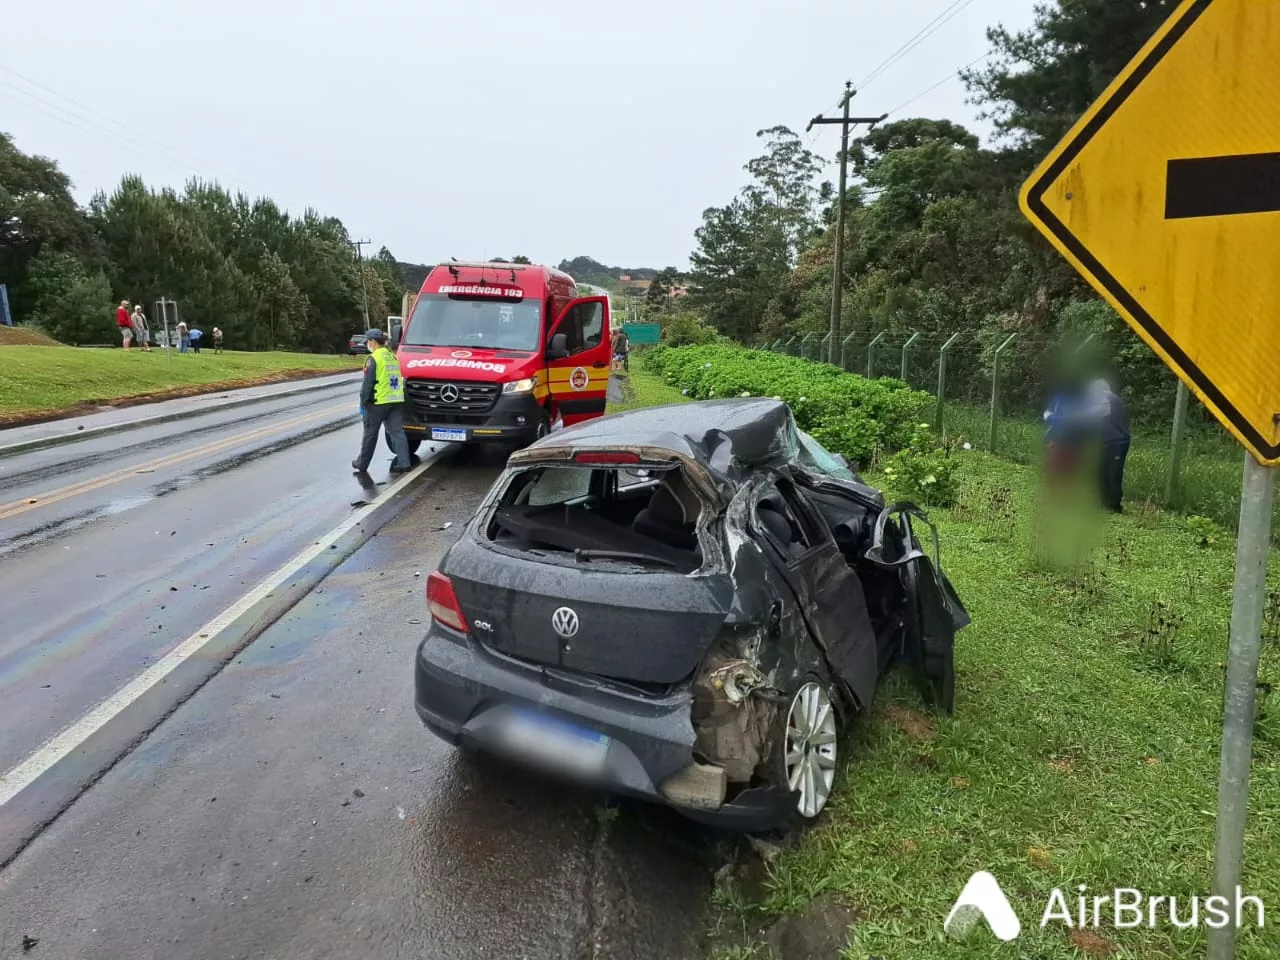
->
[[748, 477, 880, 710], [866, 504, 968, 713]]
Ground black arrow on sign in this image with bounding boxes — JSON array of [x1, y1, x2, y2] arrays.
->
[[1166, 152, 1280, 220]]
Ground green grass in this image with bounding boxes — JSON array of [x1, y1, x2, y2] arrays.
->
[[940, 401, 1254, 536], [604, 367, 691, 413], [619, 369, 1280, 958], [0, 345, 363, 417]]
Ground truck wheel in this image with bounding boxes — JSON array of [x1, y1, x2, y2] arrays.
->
[[405, 434, 423, 455]]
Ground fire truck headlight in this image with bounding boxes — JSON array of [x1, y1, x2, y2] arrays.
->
[[502, 377, 537, 395]]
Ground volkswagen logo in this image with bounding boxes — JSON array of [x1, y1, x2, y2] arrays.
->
[[551, 606, 580, 640], [439, 384, 460, 403]]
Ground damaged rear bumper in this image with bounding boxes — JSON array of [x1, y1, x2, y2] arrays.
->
[[414, 626, 796, 831]]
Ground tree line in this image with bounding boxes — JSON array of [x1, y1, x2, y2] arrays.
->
[[1, 133, 410, 352], [678, 0, 1184, 418]]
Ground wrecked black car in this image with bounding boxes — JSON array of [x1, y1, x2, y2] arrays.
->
[[414, 398, 969, 830]]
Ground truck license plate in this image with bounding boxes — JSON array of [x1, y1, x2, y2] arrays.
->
[[500, 709, 610, 776], [431, 428, 467, 442]]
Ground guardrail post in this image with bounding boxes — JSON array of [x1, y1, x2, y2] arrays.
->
[[900, 332, 921, 382], [840, 332, 857, 371], [935, 332, 961, 436], [866, 332, 885, 379], [989, 333, 1017, 453], [1166, 380, 1190, 504]]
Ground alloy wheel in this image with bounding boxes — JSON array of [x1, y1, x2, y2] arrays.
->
[[784, 681, 838, 818]]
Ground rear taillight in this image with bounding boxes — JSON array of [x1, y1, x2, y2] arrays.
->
[[426, 571, 469, 634], [573, 451, 641, 465]]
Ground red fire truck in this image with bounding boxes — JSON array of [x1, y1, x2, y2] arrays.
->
[[396, 262, 612, 452]]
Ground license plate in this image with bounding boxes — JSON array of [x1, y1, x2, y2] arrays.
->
[[500, 709, 610, 776], [431, 427, 468, 442]]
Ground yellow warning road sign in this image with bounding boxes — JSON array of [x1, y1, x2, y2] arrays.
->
[[1020, 0, 1280, 465]]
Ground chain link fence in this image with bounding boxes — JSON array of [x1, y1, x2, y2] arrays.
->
[[759, 332, 1252, 533]]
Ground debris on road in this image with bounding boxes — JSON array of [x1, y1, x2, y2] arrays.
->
[[353, 788, 365, 798], [22, 934, 39, 951], [747, 836, 784, 865]]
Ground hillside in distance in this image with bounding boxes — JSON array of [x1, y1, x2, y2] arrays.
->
[[396, 256, 662, 295]]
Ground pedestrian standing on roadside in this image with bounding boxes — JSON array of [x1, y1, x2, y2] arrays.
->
[[212, 327, 224, 354], [352, 328, 412, 475], [189, 327, 203, 354], [1041, 378, 1084, 486], [610, 328, 626, 372], [116, 300, 134, 351], [1084, 378, 1131, 514], [176, 319, 190, 353], [131, 305, 151, 352]]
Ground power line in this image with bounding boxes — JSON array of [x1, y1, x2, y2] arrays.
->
[[1, 82, 198, 177], [858, 0, 979, 90], [885, 53, 991, 117], [0, 66, 247, 191]]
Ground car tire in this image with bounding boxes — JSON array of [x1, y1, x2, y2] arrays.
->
[[769, 675, 841, 825]]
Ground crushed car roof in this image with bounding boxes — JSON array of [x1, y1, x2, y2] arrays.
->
[[520, 399, 798, 480]]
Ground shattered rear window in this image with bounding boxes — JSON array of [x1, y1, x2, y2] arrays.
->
[[485, 464, 705, 573]]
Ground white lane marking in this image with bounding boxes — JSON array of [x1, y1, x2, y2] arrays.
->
[[0, 457, 435, 807]]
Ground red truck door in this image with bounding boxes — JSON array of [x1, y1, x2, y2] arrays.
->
[[545, 295, 611, 426]]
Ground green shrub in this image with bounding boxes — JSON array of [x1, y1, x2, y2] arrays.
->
[[659, 311, 722, 347], [880, 423, 960, 506], [645, 344, 934, 467]]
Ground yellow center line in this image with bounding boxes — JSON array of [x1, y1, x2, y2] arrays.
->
[[0, 403, 352, 522]]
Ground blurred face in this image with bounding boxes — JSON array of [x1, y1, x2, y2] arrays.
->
[[366, 339, 380, 352]]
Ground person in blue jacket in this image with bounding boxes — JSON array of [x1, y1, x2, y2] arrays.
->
[[1042, 379, 1085, 484]]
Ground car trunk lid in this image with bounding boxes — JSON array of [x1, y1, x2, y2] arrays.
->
[[444, 536, 734, 686]]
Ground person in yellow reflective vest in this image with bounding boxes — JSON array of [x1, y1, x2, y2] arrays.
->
[[352, 328, 412, 475]]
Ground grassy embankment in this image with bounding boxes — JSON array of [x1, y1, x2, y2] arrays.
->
[[943, 400, 1257, 535], [0, 339, 363, 421], [613, 368, 1280, 959]]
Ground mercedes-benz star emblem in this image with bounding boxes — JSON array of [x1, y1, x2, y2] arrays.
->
[[439, 384, 460, 403], [551, 606, 580, 640]]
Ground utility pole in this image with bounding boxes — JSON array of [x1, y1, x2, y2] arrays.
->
[[350, 239, 372, 328], [807, 85, 887, 365]]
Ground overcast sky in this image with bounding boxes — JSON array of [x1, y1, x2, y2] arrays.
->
[[5, 0, 1036, 270]]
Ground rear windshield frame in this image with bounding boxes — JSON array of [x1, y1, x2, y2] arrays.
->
[[477, 462, 710, 574]]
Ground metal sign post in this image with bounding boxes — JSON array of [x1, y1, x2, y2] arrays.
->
[[1209, 455, 1275, 960]]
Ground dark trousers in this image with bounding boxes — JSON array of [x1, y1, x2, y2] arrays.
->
[[1099, 440, 1130, 513], [356, 402, 411, 471]]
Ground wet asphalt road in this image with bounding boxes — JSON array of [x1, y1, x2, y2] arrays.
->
[[0, 376, 376, 776], [0, 392, 719, 959]]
